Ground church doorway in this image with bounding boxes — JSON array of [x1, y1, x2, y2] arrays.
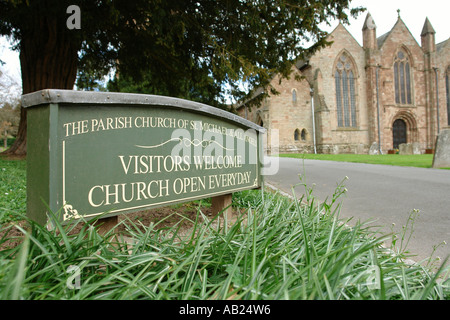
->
[[393, 119, 407, 149]]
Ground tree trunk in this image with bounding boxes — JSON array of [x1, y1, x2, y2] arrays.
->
[[1, 15, 79, 158]]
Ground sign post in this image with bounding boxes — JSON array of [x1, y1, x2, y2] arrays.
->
[[211, 193, 233, 220], [23, 90, 264, 228]]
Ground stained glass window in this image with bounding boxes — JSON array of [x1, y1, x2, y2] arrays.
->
[[394, 63, 400, 103], [406, 63, 411, 104], [394, 50, 412, 105], [349, 71, 357, 127], [335, 70, 343, 127], [335, 53, 357, 127]]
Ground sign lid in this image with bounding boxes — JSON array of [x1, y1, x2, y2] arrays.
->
[[22, 89, 265, 133]]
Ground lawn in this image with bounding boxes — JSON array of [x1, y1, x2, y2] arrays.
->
[[0, 158, 27, 223], [278, 153, 446, 169]]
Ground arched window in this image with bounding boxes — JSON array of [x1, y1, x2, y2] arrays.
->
[[294, 129, 300, 141], [335, 53, 357, 127], [294, 128, 308, 141], [292, 89, 297, 104], [301, 129, 307, 141], [446, 66, 450, 125], [394, 50, 412, 105]]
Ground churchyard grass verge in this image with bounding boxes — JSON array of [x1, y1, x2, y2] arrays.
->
[[279, 153, 450, 169], [0, 158, 449, 299]]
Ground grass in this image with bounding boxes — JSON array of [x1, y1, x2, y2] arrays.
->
[[0, 158, 449, 300], [0, 158, 27, 223], [279, 153, 447, 169]]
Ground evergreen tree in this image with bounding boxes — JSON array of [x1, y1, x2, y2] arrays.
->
[[0, 0, 363, 156]]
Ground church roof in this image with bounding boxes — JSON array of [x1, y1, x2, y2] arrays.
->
[[377, 32, 391, 48], [436, 38, 450, 52], [376, 14, 421, 49]]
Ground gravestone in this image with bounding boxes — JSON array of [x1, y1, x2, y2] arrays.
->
[[23, 89, 265, 226], [369, 142, 379, 155], [412, 142, 421, 155], [399, 143, 413, 155], [432, 129, 450, 168]]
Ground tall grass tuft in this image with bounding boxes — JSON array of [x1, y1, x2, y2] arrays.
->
[[0, 184, 449, 300]]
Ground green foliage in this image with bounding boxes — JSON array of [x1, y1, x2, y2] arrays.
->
[[0, 0, 365, 107], [0, 159, 449, 300], [107, 70, 226, 110], [106, 0, 366, 107], [0, 158, 26, 223]]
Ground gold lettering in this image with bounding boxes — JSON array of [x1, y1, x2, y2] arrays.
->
[[173, 176, 206, 194], [104, 184, 120, 205], [63, 120, 89, 136], [88, 185, 104, 207], [87, 180, 171, 207]]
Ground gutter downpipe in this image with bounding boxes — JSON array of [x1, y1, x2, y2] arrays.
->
[[376, 65, 382, 154], [433, 67, 440, 134], [310, 87, 317, 154]]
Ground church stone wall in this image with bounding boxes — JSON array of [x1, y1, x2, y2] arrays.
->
[[237, 12, 449, 155]]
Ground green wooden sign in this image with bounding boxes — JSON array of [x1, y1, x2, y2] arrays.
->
[[23, 90, 264, 226]]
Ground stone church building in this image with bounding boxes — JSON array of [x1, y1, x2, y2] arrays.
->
[[237, 12, 450, 154]]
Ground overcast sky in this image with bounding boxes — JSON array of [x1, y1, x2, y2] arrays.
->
[[1, 0, 449, 88], [330, 0, 449, 45]]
